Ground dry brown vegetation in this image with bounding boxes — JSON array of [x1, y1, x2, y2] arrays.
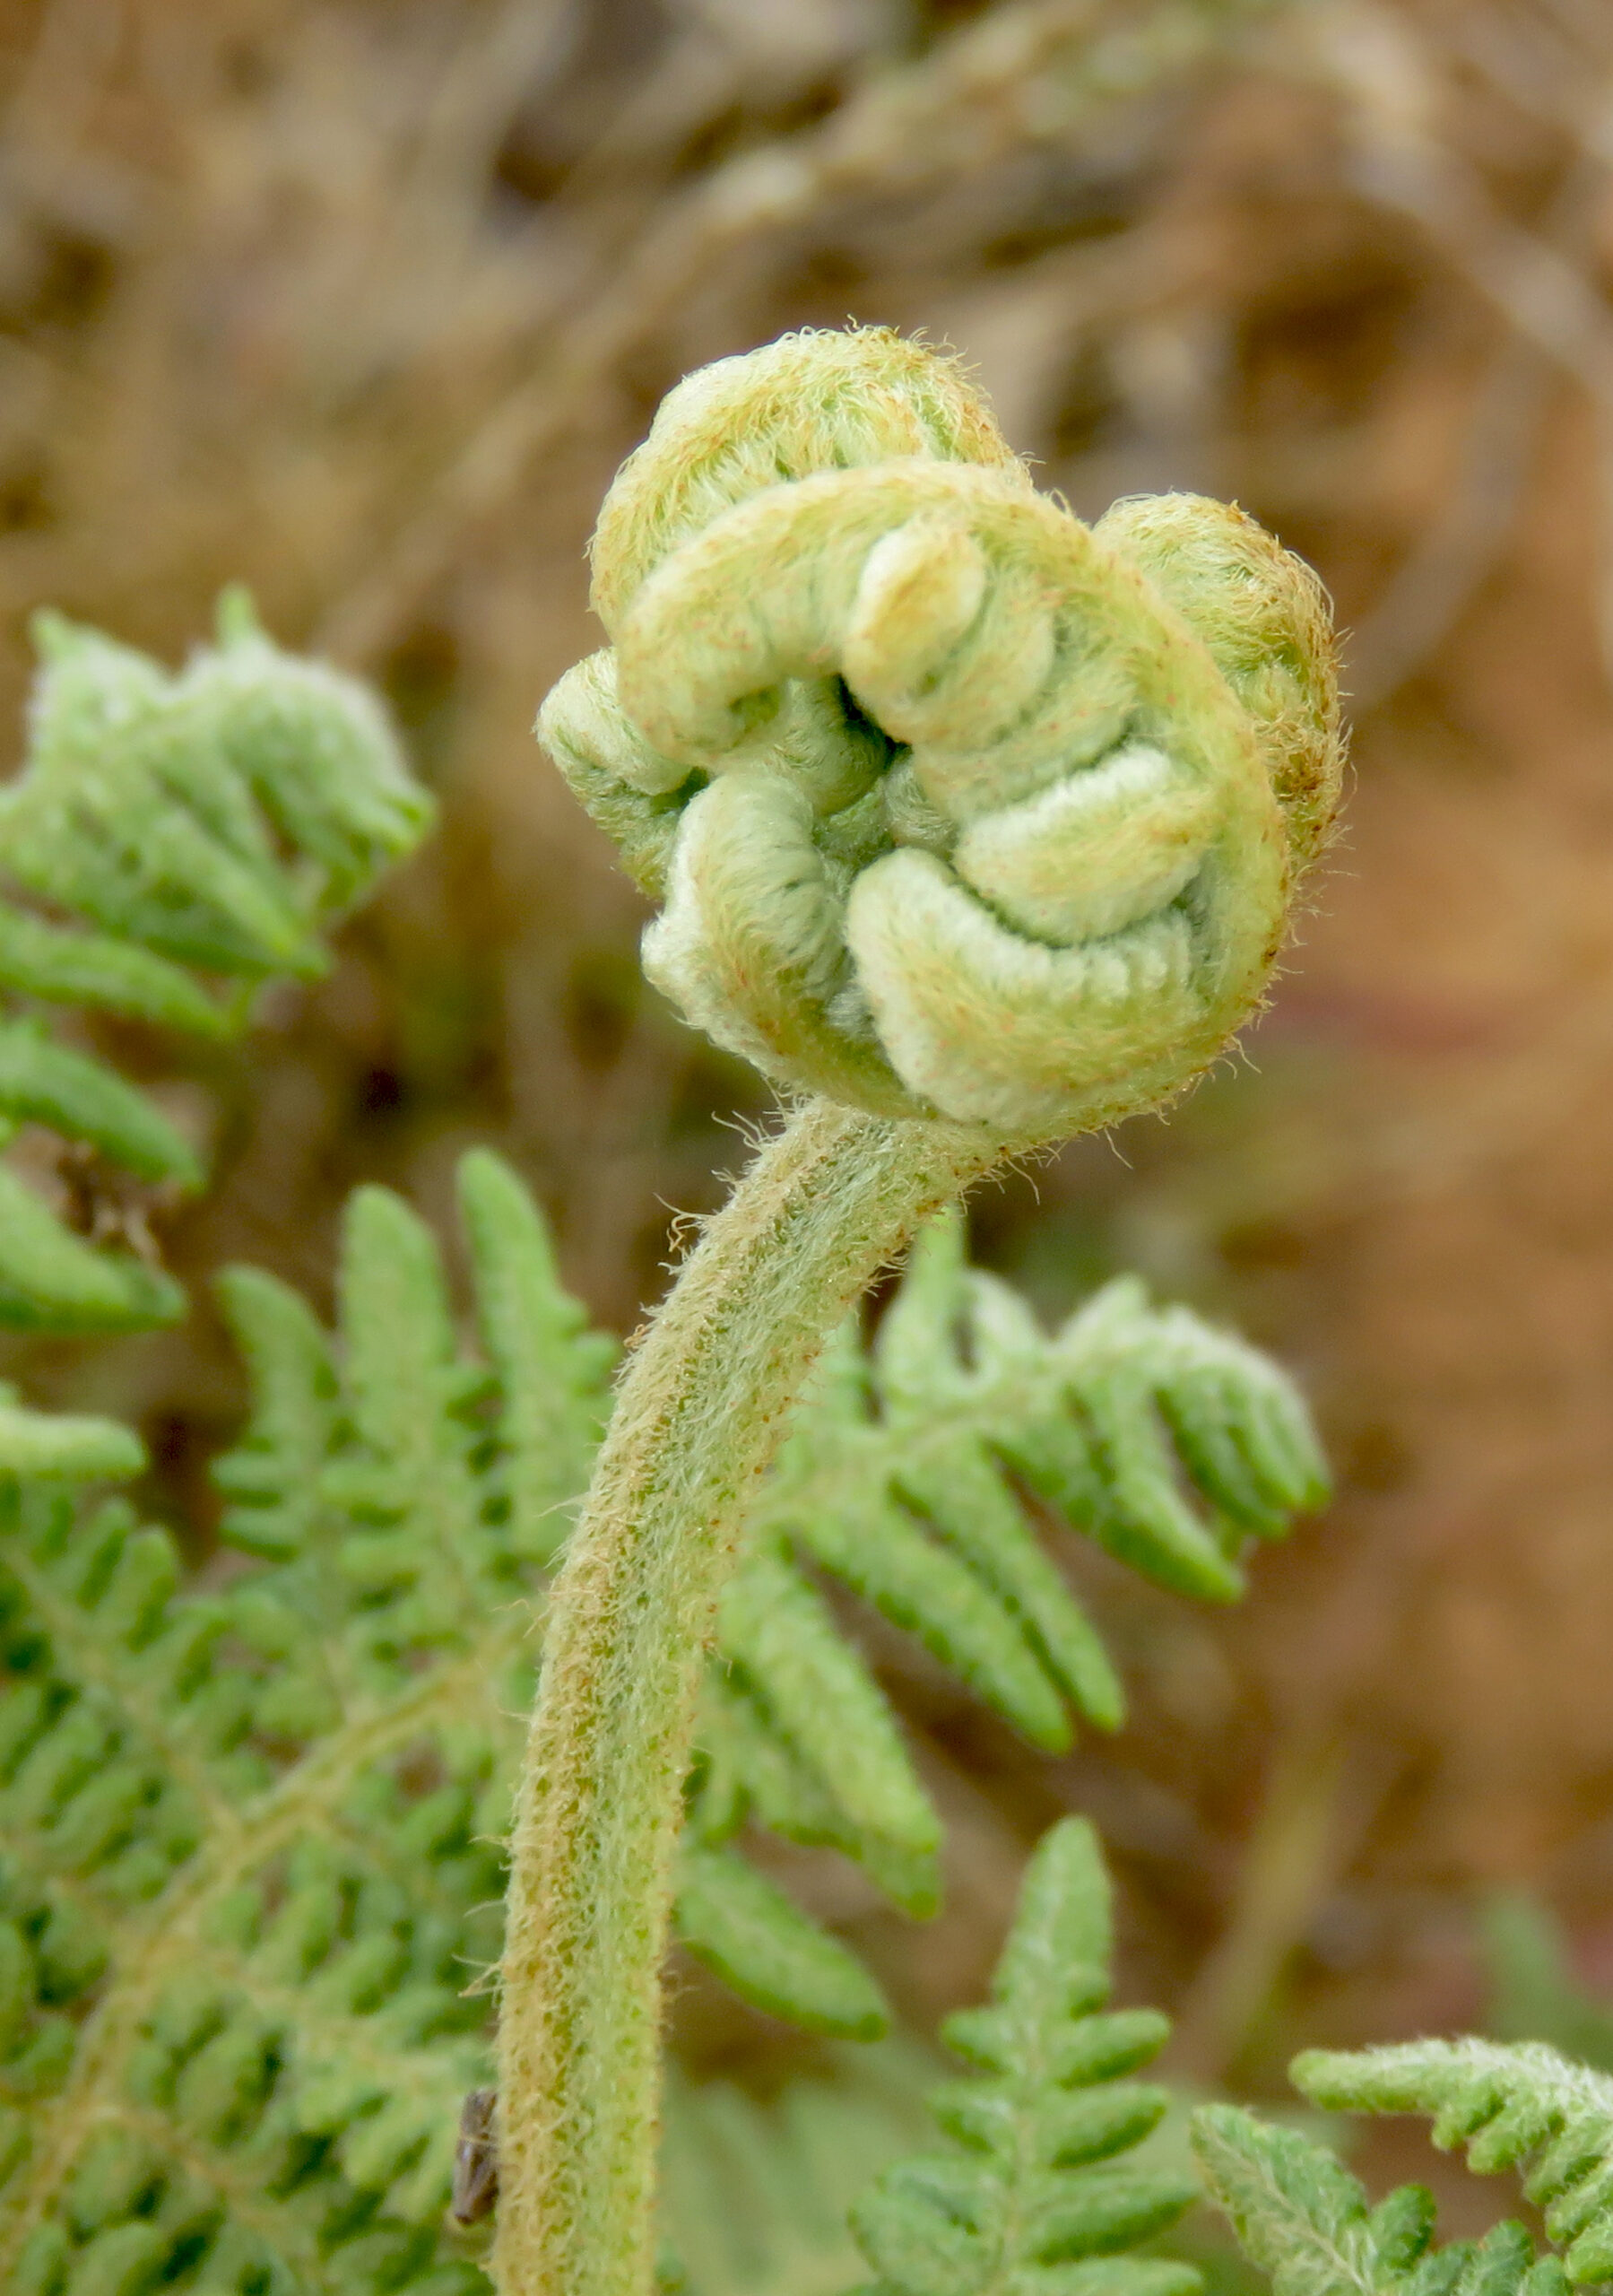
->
[[3, 0, 1613, 2173]]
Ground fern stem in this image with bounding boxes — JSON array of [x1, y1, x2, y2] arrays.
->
[[494, 1098, 1002, 2296]]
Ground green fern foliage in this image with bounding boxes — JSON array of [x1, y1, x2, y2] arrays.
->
[[0, 1384, 144, 1483], [0, 590, 430, 1339], [213, 1168, 1327, 2045], [689, 1213, 1327, 1939], [214, 1152, 886, 2043], [847, 1815, 1200, 2296], [1292, 2041, 1613, 2284], [1191, 2102, 1568, 2296], [0, 1150, 605, 2294], [0, 1144, 1332, 2290]]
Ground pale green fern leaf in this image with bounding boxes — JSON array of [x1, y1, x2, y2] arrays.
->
[[0, 1164, 182, 1334], [847, 1815, 1200, 2296], [1191, 2103, 1568, 2296], [0, 590, 430, 1336], [0, 1156, 613, 2292], [692, 1664, 938, 1926], [213, 1153, 883, 2042], [0, 1385, 143, 1483], [458, 1146, 620, 1568], [674, 1845, 889, 2041], [1292, 2041, 1613, 2284], [212, 1164, 1326, 2039], [690, 1211, 1326, 1932]]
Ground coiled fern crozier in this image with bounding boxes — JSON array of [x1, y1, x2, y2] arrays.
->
[[506, 322, 1344, 2296]]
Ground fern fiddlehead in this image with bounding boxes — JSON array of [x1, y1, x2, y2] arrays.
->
[[505, 324, 1343, 2296], [542, 326, 1340, 1133]]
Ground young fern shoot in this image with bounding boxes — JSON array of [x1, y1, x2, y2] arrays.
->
[[506, 321, 1344, 2296]]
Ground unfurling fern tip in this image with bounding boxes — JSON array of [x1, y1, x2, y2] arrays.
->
[[540, 326, 1343, 1135]]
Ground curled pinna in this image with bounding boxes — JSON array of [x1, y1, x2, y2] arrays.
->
[[540, 328, 1341, 1138]]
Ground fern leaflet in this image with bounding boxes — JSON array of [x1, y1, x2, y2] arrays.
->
[[1192, 2102, 1567, 2296], [1292, 2041, 1613, 2283], [847, 1814, 1200, 2296], [691, 1212, 1327, 1931], [0, 1387, 144, 1484]]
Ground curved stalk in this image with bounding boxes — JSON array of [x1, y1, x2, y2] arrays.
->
[[494, 1097, 1005, 2296]]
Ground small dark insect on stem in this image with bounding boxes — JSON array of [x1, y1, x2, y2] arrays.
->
[[452, 2086, 499, 2225]]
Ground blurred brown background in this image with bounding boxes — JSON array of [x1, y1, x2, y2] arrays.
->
[[2, 0, 1612, 2196]]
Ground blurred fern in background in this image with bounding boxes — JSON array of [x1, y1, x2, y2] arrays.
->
[[0, 591, 429, 1347]]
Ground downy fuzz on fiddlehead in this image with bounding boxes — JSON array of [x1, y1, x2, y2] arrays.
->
[[540, 326, 1342, 1135], [0, 589, 431, 1341]]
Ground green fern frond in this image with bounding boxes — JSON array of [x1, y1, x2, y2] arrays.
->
[[0, 1143, 1331, 2283], [1292, 2041, 1613, 2284], [848, 1815, 1200, 2296], [0, 592, 431, 1335], [1191, 2102, 1567, 2296], [0, 1152, 609, 2294], [217, 1168, 1327, 2041], [690, 1212, 1327, 1935]]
